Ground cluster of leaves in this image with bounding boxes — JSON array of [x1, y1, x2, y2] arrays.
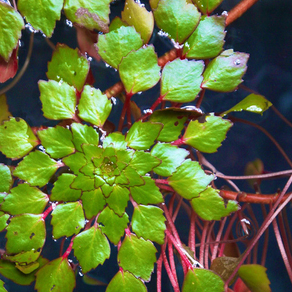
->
[[0, 0, 273, 291]]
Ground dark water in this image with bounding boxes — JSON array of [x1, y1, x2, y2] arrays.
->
[[1, 0, 292, 291]]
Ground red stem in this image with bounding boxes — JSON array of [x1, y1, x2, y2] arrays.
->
[[199, 221, 208, 266], [118, 92, 133, 132], [42, 203, 57, 220], [62, 236, 76, 260], [157, 254, 163, 292], [189, 211, 196, 256], [168, 240, 179, 285], [171, 138, 186, 146]]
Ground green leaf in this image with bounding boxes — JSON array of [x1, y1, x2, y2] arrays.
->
[[0, 94, 12, 123], [183, 15, 226, 59], [0, 2, 24, 61], [168, 159, 214, 200], [6, 214, 45, 254], [126, 121, 163, 150], [18, 0, 63, 37], [106, 271, 147, 292], [51, 202, 85, 239], [98, 206, 129, 245], [47, 44, 89, 91], [73, 225, 110, 273], [161, 59, 204, 102], [130, 176, 164, 205], [103, 132, 127, 150], [132, 205, 166, 245], [0, 212, 9, 232], [78, 85, 112, 127], [5, 249, 41, 265], [238, 264, 271, 292], [50, 173, 82, 202], [119, 45, 161, 94], [0, 259, 35, 285], [81, 188, 106, 219], [0, 118, 38, 159], [64, 0, 111, 32], [97, 26, 143, 69], [71, 123, 99, 152], [222, 94, 272, 116], [16, 261, 39, 274], [0, 164, 12, 192], [182, 268, 224, 292], [63, 152, 87, 175], [39, 80, 77, 120], [14, 151, 59, 187], [109, 17, 128, 32], [149, 110, 188, 142], [1, 184, 49, 215], [193, 0, 223, 14], [191, 187, 239, 220], [154, 0, 200, 44], [106, 185, 129, 216], [38, 126, 75, 159], [130, 151, 161, 176], [183, 115, 232, 153], [0, 279, 7, 292], [151, 143, 189, 176], [121, 0, 154, 44], [35, 258, 75, 292], [202, 50, 249, 92], [70, 173, 95, 191], [122, 165, 144, 187], [118, 234, 157, 281]]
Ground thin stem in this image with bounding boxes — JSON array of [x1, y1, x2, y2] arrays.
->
[[168, 240, 179, 285], [42, 203, 57, 220], [162, 204, 181, 244], [62, 236, 76, 260], [189, 211, 196, 256], [271, 105, 292, 129], [140, 95, 165, 121], [199, 221, 209, 266], [118, 92, 132, 132], [172, 195, 183, 222], [278, 211, 292, 266], [196, 88, 206, 108], [211, 217, 227, 262], [260, 204, 269, 266], [157, 254, 163, 292]]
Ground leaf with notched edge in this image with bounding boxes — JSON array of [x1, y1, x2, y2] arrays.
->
[[0, 164, 12, 193], [0, 48, 18, 83]]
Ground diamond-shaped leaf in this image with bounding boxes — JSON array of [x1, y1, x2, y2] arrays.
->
[[47, 44, 89, 91], [63, 152, 87, 175], [18, 0, 63, 37], [130, 151, 161, 176], [0, 118, 38, 159], [132, 205, 166, 244], [0, 164, 12, 193], [73, 225, 110, 273], [6, 214, 45, 254], [106, 185, 129, 216], [103, 132, 127, 150], [78, 85, 112, 127], [121, 0, 154, 44], [126, 121, 163, 150], [0, 2, 24, 61], [183, 115, 232, 153], [51, 202, 85, 239], [39, 80, 77, 120], [202, 50, 249, 92], [71, 173, 95, 191], [118, 234, 157, 281], [1, 184, 49, 215], [35, 258, 75, 292], [98, 206, 129, 245], [14, 151, 59, 187], [97, 26, 143, 69], [161, 59, 204, 102], [106, 271, 147, 292], [81, 188, 106, 219], [0, 211, 9, 232], [0, 279, 6, 291], [154, 0, 200, 44], [119, 45, 161, 94], [168, 159, 214, 200], [151, 143, 189, 176], [193, 0, 223, 14], [183, 15, 225, 59]]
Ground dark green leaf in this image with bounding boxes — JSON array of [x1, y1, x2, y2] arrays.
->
[[154, 0, 200, 44], [14, 151, 59, 187], [73, 225, 110, 273], [4, 250, 41, 265], [168, 159, 214, 200], [106, 271, 147, 292], [97, 26, 143, 69], [82, 188, 106, 219], [51, 202, 85, 239], [130, 151, 161, 175], [130, 176, 164, 205], [98, 206, 129, 245], [0, 164, 12, 192], [50, 173, 82, 202], [119, 45, 161, 94], [37, 126, 75, 159], [0, 279, 7, 291], [16, 261, 39, 274], [118, 234, 157, 281], [18, 0, 63, 37], [103, 132, 127, 150], [161, 59, 204, 102], [151, 143, 189, 176], [183, 115, 232, 153], [106, 185, 129, 216], [6, 214, 45, 254], [39, 80, 77, 120], [193, 0, 223, 14], [0, 118, 38, 159], [109, 17, 127, 32], [0, 94, 12, 123], [202, 49, 249, 92], [126, 121, 163, 150], [1, 184, 49, 215], [63, 152, 87, 175], [182, 268, 224, 292], [191, 187, 239, 220], [35, 258, 75, 292], [0, 212, 9, 232], [183, 15, 225, 59], [132, 205, 166, 244]]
